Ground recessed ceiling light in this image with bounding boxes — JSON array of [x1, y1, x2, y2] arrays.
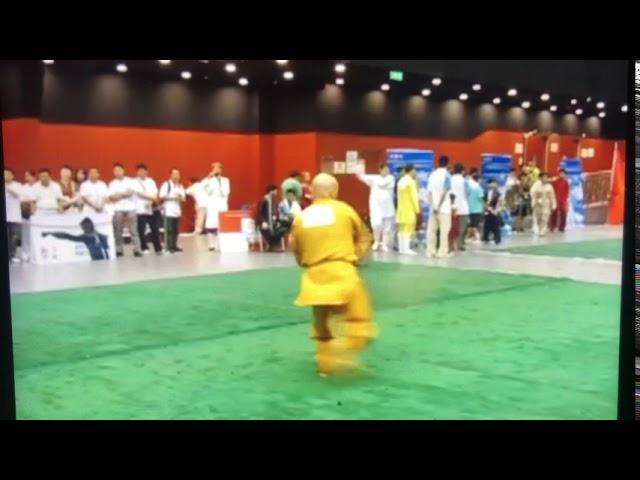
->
[[575, 108, 583, 115], [283, 71, 294, 80], [116, 63, 127, 73], [621, 105, 628, 112], [550, 105, 558, 112], [239, 77, 249, 86], [421, 88, 431, 97], [598, 112, 606, 118], [522, 101, 531, 109], [596, 102, 605, 109], [181, 71, 191, 80], [199, 60, 209, 64], [43, 60, 55, 65], [571, 99, 578, 105], [336, 78, 345, 85], [276, 60, 288, 65], [159, 60, 171, 65], [507, 88, 517, 97], [381, 83, 390, 91], [432, 78, 442, 86], [540, 93, 550, 101], [335, 63, 346, 73], [472, 84, 482, 91], [493, 97, 501, 105], [459, 93, 469, 101], [586, 97, 592, 103], [225, 63, 237, 73]]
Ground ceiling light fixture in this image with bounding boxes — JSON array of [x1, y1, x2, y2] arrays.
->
[[432, 78, 442, 86], [283, 71, 294, 80], [116, 63, 127, 73], [238, 77, 249, 86], [459, 93, 469, 101], [225, 63, 237, 73], [507, 88, 517, 96], [540, 93, 550, 101], [335, 63, 346, 74], [181, 71, 191, 80], [43, 60, 55, 65], [493, 97, 501, 105], [381, 83, 390, 91], [421, 89, 431, 97], [472, 84, 482, 91]]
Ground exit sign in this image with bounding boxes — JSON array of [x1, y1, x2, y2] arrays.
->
[[390, 70, 404, 82]]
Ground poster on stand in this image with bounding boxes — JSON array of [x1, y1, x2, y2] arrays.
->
[[560, 158, 585, 229], [29, 213, 116, 265]]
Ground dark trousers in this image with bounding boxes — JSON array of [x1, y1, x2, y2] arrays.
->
[[7, 222, 21, 260], [549, 209, 568, 233], [482, 214, 502, 244], [164, 216, 180, 252], [137, 214, 162, 252]]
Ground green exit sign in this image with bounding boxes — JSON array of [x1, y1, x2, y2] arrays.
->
[[390, 70, 404, 82]]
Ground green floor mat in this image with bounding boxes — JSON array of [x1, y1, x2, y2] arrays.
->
[[505, 239, 623, 261], [11, 263, 621, 420]]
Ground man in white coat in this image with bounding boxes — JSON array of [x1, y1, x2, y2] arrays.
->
[[357, 163, 396, 252], [201, 162, 231, 251]]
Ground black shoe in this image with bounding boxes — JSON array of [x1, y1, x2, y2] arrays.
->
[[174, 248, 184, 252], [459, 246, 466, 252], [134, 252, 143, 258], [116, 252, 124, 258]]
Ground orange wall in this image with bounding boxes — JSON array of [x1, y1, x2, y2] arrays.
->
[[2, 118, 624, 227]]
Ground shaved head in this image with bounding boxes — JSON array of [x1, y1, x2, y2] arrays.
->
[[311, 173, 339, 199]]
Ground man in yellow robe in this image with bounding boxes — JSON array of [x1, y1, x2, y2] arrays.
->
[[290, 173, 377, 377], [395, 164, 420, 255]]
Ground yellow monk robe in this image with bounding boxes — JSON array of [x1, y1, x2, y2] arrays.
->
[[396, 174, 420, 234], [290, 198, 377, 374]]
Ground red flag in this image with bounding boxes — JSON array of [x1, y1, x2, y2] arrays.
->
[[607, 142, 625, 225]]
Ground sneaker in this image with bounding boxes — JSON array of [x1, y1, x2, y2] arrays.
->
[[380, 244, 390, 253], [10, 257, 21, 264], [372, 242, 381, 251], [142, 250, 151, 255], [134, 252, 143, 258], [174, 247, 184, 253], [116, 252, 124, 258]]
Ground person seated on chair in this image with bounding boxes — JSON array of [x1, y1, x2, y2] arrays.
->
[[278, 189, 302, 230], [259, 185, 287, 251]]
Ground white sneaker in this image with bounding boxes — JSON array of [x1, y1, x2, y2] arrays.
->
[[11, 257, 21, 264], [404, 249, 418, 256], [372, 242, 381, 251], [436, 252, 453, 259], [380, 244, 390, 253], [142, 250, 151, 255]]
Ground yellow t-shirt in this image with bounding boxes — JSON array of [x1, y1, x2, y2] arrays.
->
[[290, 198, 372, 306], [396, 175, 420, 225]]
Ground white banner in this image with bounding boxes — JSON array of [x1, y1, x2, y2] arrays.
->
[[29, 213, 116, 265]]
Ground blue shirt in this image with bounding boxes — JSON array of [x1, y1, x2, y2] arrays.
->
[[467, 180, 485, 214]]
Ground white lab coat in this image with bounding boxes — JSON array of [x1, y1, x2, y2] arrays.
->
[[357, 174, 396, 227], [201, 175, 230, 230]]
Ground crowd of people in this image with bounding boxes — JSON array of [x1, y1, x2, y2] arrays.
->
[[356, 156, 571, 258], [4, 162, 232, 263], [4, 156, 571, 264]]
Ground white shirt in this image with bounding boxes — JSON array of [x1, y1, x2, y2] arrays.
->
[[79, 180, 109, 214], [21, 183, 36, 202], [450, 174, 470, 216], [202, 176, 231, 212], [32, 181, 63, 213], [4, 181, 23, 223], [132, 176, 158, 215], [427, 167, 452, 214], [159, 181, 186, 218], [357, 174, 396, 221], [108, 177, 137, 212], [186, 182, 209, 208]]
